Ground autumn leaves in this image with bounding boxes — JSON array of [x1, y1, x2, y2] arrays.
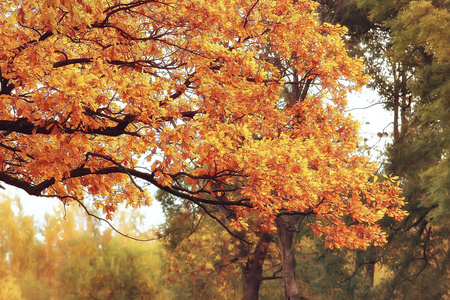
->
[[0, 0, 405, 250]]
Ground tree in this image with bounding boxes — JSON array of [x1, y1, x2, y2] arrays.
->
[[0, 193, 165, 299], [1, 1, 406, 297], [0, 194, 44, 299], [355, 1, 450, 298], [313, 1, 449, 298], [157, 187, 283, 300]]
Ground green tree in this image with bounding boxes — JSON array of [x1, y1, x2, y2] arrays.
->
[[361, 1, 449, 297], [314, 1, 449, 298]]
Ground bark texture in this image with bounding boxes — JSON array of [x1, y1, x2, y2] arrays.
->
[[241, 232, 272, 300], [276, 215, 302, 300]]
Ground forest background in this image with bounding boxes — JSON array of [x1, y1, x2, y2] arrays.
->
[[0, 0, 448, 299]]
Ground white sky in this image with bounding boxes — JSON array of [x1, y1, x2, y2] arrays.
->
[[347, 87, 393, 162], [1, 86, 393, 230]]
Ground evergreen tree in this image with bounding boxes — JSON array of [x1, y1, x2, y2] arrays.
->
[[316, 1, 449, 298]]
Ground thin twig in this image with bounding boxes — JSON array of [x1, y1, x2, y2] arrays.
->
[[196, 201, 251, 245], [43, 194, 167, 242], [345, 101, 387, 112], [243, 0, 261, 29]]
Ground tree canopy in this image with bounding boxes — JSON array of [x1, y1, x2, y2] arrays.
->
[[1, 0, 405, 249]]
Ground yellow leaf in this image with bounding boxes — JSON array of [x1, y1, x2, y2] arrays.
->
[[205, 262, 214, 270]]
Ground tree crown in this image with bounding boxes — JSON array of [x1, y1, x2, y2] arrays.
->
[[0, 0, 405, 249]]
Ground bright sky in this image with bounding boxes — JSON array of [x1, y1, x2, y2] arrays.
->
[[347, 87, 393, 162], [1, 86, 393, 230]]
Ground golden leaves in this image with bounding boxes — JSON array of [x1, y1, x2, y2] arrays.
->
[[0, 0, 405, 249]]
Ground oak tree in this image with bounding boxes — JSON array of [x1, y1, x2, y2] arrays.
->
[[1, 0, 405, 278]]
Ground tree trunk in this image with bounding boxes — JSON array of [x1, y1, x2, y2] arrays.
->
[[275, 214, 302, 300], [241, 232, 272, 300]]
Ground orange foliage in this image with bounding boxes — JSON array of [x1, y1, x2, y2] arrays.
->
[[0, 0, 405, 249]]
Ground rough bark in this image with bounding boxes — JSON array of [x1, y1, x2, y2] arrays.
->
[[241, 232, 272, 300], [275, 214, 302, 300]]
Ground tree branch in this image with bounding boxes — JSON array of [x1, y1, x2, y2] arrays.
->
[[261, 276, 283, 281], [339, 260, 376, 284], [63, 195, 170, 242], [243, 0, 260, 29], [195, 202, 251, 245], [53, 58, 93, 68], [1, 161, 252, 208], [0, 117, 139, 137]]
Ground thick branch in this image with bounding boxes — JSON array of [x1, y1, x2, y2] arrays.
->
[[0, 117, 139, 137], [0, 163, 252, 208], [53, 58, 93, 68]]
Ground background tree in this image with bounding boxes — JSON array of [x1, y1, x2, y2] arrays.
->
[[311, 1, 449, 298], [0, 193, 165, 299], [359, 1, 449, 298], [44, 207, 164, 299], [0, 195, 47, 299]]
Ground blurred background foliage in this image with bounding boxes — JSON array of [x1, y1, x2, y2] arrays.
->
[[0, 194, 166, 300]]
